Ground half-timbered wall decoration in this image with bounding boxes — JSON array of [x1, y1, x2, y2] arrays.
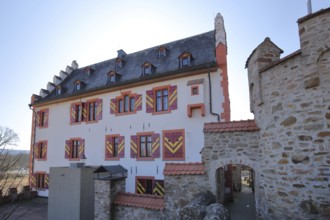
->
[[105, 134, 125, 160], [163, 129, 185, 160]]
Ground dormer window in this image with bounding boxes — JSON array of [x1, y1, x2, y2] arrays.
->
[[158, 46, 167, 58], [74, 80, 85, 92], [85, 67, 94, 77], [115, 58, 123, 69], [179, 52, 193, 67], [107, 71, 121, 84], [56, 86, 62, 95], [142, 62, 154, 76]]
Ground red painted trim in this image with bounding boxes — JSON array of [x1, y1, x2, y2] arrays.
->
[[187, 103, 205, 117], [216, 43, 230, 122], [191, 85, 199, 96], [29, 109, 35, 187]]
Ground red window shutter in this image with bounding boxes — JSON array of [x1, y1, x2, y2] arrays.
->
[[30, 173, 37, 188], [110, 98, 117, 114], [34, 143, 39, 159], [78, 139, 85, 159], [65, 140, 71, 159], [118, 136, 125, 158], [42, 141, 47, 159], [135, 94, 142, 111], [45, 174, 49, 189], [146, 90, 154, 113], [105, 135, 113, 159], [43, 109, 49, 127], [70, 103, 76, 124], [82, 102, 87, 121], [136, 178, 146, 194], [169, 85, 178, 110], [36, 111, 41, 127], [151, 133, 160, 158], [153, 180, 164, 196], [163, 130, 184, 159], [96, 99, 102, 120], [130, 135, 138, 158]]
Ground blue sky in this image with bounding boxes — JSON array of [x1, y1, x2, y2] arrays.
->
[[1, 0, 329, 150]]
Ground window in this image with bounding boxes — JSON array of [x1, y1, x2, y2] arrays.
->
[[65, 138, 85, 160], [191, 86, 199, 95], [31, 173, 49, 189], [163, 129, 185, 160], [110, 92, 142, 115], [156, 89, 168, 112], [179, 52, 192, 67], [105, 135, 125, 159], [136, 177, 164, 196], [110, 74, 116, 83], [136, 177, 154, 195], [56, 86, 61, 95], [146, 85, 177, 114], [87, 101, 97, 121], [35, 141, 47, 160], [107, 71, 121, 84], [140, 135, 152, 157], [75, 82, 81, 91], [37, 173, 45, 188], [141, 62, 154, 76], [158, 46, 167, 58], [70, 99, 102, 124], [130, 133, 160, 159], [37, 109, 49, 128], [71, 140, 80, 159]]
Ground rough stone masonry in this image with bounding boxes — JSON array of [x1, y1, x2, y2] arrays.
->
[[203, 7, 330, 220]]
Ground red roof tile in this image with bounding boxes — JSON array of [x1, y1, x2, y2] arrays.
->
[[163, 162, 205, 175], [113, 192, 164, 210], [204, 120, 259, 133]]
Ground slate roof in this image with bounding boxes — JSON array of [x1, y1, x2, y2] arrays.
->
[[93, 165, 127, 180], [34, 30, 216, 105], [163, 162, 205, 175], [204, 120, 259, 133], [113, 192, 164, 210]]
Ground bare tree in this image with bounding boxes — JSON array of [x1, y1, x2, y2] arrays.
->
[[0, 126, 26, 219]]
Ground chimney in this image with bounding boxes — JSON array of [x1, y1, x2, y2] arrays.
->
[[47, 82, 55, 92], [65, 65, 74, 75], [39, 89, 50, 98], [117, 49, 127, 59], [214, 13, 227, 48], [53, 75, 62, 85], [71, 60, 79, 70], [60, 70, 68, 80], [307, 0, 312, 14]]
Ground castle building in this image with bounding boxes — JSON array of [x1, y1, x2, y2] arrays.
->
[[29, 13, 230, 197]]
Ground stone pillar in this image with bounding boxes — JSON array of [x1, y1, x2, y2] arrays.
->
[[94, 178, 126, 220], [94, 180, 111, 220]]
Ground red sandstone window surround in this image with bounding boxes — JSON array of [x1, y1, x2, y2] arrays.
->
[[136, 176, 164, 196], [37, 108, 49, 128], [34, 140, 47, 160], [65, 138, 85, 161], [130, 132, 160, 160], [146, 85, 178, 115], [31, 172, 49, 190], [110, 91, 142, 116], [105, 134, 125, 160]]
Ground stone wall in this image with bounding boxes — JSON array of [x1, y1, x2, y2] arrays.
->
[[202, 130, 259, 206], [164, 174, 210, 219], [245, 8, 330, 219], [113, 206, 164, 220], [94, 178, 125, 220]]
